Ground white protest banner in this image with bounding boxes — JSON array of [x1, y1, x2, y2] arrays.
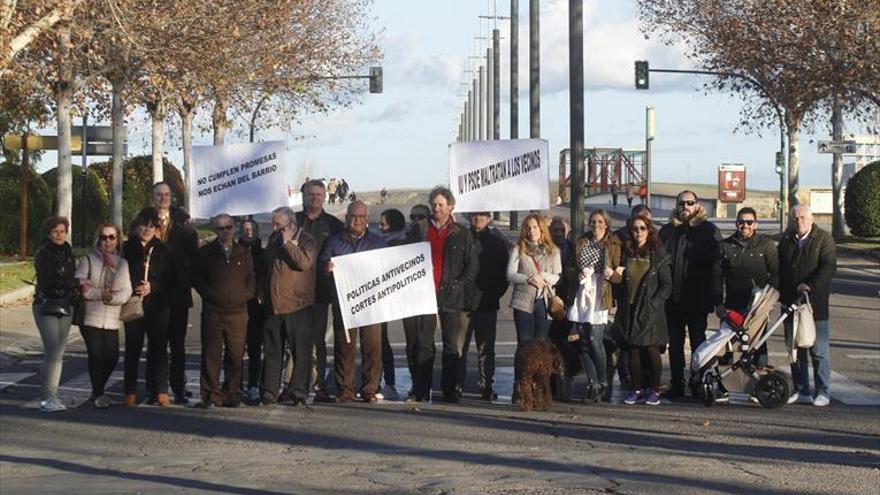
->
[[190, 140, 289, 218], [448, 138, 550, 212], [332, 242, 437, 330]]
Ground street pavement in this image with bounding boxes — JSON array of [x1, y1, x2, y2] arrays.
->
[[0, 215, 878, 494]]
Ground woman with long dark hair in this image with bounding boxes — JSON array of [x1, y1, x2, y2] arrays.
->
[[611, 215, 672, 406], [76, 223, 132, 408], [32, 216, 79, 412], [122, 207, 173, 407], [507, 214, 561, 392], [375, 208, 407, 400]]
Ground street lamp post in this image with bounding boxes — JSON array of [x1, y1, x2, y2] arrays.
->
[[510, 0, 519, 230], [569, 0, 584, 235]]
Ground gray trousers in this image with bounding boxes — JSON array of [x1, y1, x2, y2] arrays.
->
[[32, 304, 72, 401]]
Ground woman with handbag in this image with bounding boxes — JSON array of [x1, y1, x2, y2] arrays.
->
[[565, 209, 622, 402], [507, 214, 561, 393], [122, 208, 173, 407], [32, 216, 79, 413], [611, 215, 672, 406], [75, 223, 132, 409]]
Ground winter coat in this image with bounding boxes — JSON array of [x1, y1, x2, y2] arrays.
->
[[611, 249, 673, 347], [261, 229, 317, 315], [238, 236, 265, 288], [33, 241, 78, 305], [296, 210, 345, 304], [318, 229, 386, 306], [469, 226, 510, 311], [414, 220, 479, 312], [75, 251, 133, 330], [659, 208, 722, 313], [122, 237, 173, 314], [507, 244, 562, 314], [159, 207, 198, 308], [777, 224, 836, 322], [564, 231, 623, 311], [719, 233, 779, 311], [193, 240, 255, 314]]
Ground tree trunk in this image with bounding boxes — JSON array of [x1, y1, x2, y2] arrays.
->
[[831, 95, 845, 240], [212, 96, 229, 145], [180, 101, 194, 213], [149, 100, 165, 184], [54, 26, 73, 227], [785, 110, 802, 209], [111, 78, 125, 228]]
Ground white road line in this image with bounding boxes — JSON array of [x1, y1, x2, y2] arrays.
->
[[831, 370, 880, 406], [0, 372, 35, 391], [846, 354, 880, 360]]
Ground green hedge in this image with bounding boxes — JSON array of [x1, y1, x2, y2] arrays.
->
[[42, 165, 109, 247], [845, 160, 880, 238], [0, 162, 53, 255]]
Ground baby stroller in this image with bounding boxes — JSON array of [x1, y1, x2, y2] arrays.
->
[[691, 285, 801, 409]]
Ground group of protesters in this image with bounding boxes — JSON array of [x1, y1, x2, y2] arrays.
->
[[30, 180, 836, 412]]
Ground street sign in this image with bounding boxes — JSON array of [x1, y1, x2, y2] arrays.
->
[[85, 143, 126, 155], [71, 126, 116, 142], [3, 134, 83, 151], [718, 163, 746, 203], [817, 140, 857, 154]]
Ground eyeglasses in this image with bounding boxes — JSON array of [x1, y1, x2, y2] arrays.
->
[[99, 234, 117, 241], [215, 225, 234, 231], [631, 225, 649, 232], [736, 219, 756, 226], [678, 200, 697, 207], [410, 214, 427, 221]]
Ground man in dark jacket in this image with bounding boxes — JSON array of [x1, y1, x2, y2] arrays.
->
[[718, 207, 779, 368], [319, 201, 386, 403], [413, 187, 479, 402], [193, 214, 255, 408], [778, 205, 836, 407], [659, 191, 722, 398], [151, 182, 199, 404], [293, 179, 344, 402], [459, 212, 510, 400]]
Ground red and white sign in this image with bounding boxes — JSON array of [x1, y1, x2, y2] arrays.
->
[[718, 164, 746, 203]]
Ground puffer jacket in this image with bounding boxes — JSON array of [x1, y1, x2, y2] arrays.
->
[[507, 243, 562, 314], [33, 241, 78, 305], [75, 251, 133, 330], [720, 232, 779, 311]]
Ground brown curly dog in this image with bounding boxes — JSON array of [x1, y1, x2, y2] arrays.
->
[[516, 340, 564, 412]]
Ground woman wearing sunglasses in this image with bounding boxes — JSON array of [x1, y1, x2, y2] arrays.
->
[[612, 215, 672, 406], [75, 223, 132, 408]]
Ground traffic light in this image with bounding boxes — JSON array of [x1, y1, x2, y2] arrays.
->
[[635, 60, 649, 90], [369, 66, 383, 94]]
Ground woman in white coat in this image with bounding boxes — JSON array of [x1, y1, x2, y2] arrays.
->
[[75, 223, 132, 408]]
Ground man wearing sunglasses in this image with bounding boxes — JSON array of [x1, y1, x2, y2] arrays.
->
[[193, 214, 255, 408], [718, 207, 779, 372], [659, 190, 722, 399]]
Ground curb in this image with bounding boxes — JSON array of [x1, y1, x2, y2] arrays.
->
[[0, 285, 34, 306], [836, 245, 880, 262]]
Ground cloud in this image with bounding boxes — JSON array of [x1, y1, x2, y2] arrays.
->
[[383, 32, 464, 89]]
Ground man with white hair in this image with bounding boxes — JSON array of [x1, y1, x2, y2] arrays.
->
[[778, 204, 837, 407]]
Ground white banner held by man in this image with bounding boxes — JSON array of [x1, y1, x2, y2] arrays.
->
[[190, 140, 289, 218], [448, 138, 550, 212], [332, 242, 437, 330]]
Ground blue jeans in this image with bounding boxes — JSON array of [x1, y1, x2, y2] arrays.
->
[[575, 323, 607, 387], [513, 299, 549, 381], [786, 319, 831, 397]]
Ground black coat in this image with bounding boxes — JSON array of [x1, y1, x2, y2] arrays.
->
[[469, 226, 510, 311], [162, 207, 198, 308], [659, 214, 722, 313], [296, 210, 345, 304], [415, 220, 479, 311], [33, 241, 78, 304], [123, 237, 173, 314], [612, 250, 673, 347], [720, 233, 779, 311], [777, 225, 836, 321]]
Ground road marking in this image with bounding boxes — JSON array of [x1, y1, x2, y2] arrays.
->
[[0, 372, 35, 391], [831, 370, 880, 406], [846, 354, 880, 360]]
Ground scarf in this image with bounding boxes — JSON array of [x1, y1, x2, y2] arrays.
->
[[522, 240, 548, 258], [578, 239, 604, 272]]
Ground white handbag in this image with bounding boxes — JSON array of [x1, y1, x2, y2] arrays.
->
[[793, 297, 817, 349]]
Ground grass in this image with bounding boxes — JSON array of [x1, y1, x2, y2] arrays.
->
[[0, 261, 35, 294], [838, 236, 880, 252]]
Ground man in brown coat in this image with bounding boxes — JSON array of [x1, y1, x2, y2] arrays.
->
[[193, 214, 255, 408], [258, 206, 318, 406]]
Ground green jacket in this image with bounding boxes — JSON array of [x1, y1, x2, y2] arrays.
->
[[719, 233, 779, 311], [777, 225, 836, 321]]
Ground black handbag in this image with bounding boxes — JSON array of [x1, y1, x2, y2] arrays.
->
[[41, 298, 71, 317]]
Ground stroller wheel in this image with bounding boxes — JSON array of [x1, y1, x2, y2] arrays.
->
[[754, 371, 792, 409], [702, 374, 715, 407]]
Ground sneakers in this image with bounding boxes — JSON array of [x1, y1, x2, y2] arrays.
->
[[93, 395, 115, 409], [644, 389, 660, 406], [123, 393, 137, 407], [714, 391, 730, 403], [813, 394, 830, 407], [247, 386, 260, 403], [39, 398, 67, 413], [788, 392, 813, 405], [624, 390, 643, 405], [382, 384, 400, 401]]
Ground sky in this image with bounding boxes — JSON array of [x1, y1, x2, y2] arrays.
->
[[32, 0, 874, 193]]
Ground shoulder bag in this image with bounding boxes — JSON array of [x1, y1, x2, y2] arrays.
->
[[119, 246, 153, 323]]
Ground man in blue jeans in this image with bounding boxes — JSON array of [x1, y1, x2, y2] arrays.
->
[[778, 205, 837, 407]]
